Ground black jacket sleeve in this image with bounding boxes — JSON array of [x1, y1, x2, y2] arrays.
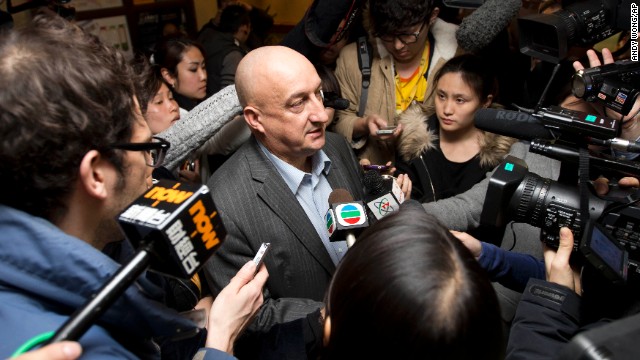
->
[[506, 278, 582, 360]]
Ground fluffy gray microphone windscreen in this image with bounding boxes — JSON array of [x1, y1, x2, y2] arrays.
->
[[455, 0, 522, 53]]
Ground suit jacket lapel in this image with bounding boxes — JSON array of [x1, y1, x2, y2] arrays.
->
[[245, 139, 336, 274]]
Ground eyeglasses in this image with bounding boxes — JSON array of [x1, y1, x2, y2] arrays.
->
[[379, 22, 426, 45], [110, 136, 170, 168]]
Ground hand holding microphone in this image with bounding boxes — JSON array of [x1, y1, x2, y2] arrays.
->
[[48, 179, 226, 344], [363, 170, 410, 220]]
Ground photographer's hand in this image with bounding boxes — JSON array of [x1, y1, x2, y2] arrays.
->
[[593, 176, 640, 196], [543, 227, 582, 296], [450, 230, 482, 259]]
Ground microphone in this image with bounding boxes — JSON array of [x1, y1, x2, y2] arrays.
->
[[325, 188, 369, 247], [49, 179, 225, 343], [363, 170, 404, 220], [529, 139, 640, 177], [326, 97, 350, 110], [455, 0, 522, 53], [323, 91, 350, 110], [474, 108, 556, 141]]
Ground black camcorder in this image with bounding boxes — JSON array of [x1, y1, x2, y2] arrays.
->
[[477, 57, 640, 285], [482, 155, 639, 285], [572, 59, 640, 116], [518, 0, 632, 63]]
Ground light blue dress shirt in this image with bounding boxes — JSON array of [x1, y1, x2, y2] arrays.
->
[[258, 142, 348, 265]]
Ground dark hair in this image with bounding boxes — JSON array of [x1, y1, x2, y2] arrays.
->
[[315, 64, 341, 96], [323, 205, 504, 359], [0, 10, 135, 221], [368, 0, 435, 37], [433, 54, 498, 101], [154, 36, 206, 79], [132, 55, 167, 115], [219, 4, 251, 34]]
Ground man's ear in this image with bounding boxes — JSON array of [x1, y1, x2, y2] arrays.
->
[[78, 150, 110, 200], [429, 8, 440, 26], [243, 106, 265, 134]]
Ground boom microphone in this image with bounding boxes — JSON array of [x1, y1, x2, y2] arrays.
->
[[474, 108, 556, 140], [325, 188, 369, 247], [49, 180, 225, 343], [363, 170, 404, 220], [455, 0, 522, 53]]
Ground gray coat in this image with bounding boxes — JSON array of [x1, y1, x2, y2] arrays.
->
[[203, 132, 364, 353]]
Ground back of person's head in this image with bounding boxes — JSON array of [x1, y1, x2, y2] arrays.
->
[[368, 0, 436, 37], [0, 10, 136, 222], [323, 205, 503, 359], [434, 54, 498, 102], [219, 4, 251, 34], [154, 36, 205, 78]]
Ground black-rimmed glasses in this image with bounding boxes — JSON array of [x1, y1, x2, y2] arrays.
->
[[110, 136, 170, 168], [379, 21, 426, 45]]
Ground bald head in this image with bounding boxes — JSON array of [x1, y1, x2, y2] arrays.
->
[[235, 46, 316, 108]]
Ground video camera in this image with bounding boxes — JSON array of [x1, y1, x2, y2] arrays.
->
[[477, 67, 640, 285], [482, 154, 639, 285], [572, 59, 640, 116], [518, 0, 632, 63]]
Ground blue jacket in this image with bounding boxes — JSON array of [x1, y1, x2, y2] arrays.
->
[[0, 205, 234, 360], [478, 242, 546, 293]]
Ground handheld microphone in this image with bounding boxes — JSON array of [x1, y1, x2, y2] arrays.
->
[[363, 170, 404, 220], [455, 0, 521, 53], [323, 91, 350, 110], [325, 188, 369, 247], [49, 180, 225, 343]]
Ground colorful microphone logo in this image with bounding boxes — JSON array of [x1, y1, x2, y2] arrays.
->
[[335, 203, 366, 226]]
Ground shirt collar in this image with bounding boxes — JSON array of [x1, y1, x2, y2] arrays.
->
[[258, 140, 332, 194]]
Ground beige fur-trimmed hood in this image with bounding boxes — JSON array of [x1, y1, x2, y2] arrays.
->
[[396, 103, 516, 168]]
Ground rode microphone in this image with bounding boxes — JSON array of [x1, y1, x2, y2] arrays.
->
[[475, 107, 621, 142], [474, 108, 556, 141], [363, 170, 404, 220], [325, 188, 369, 247], [49, 179, 225, 343]]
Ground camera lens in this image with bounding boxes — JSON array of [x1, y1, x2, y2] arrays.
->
[[512, 173, 551, 228], [572, 71, 588, 98]]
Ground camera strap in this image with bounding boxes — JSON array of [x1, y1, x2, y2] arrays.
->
[[579, 147, 591, 247]]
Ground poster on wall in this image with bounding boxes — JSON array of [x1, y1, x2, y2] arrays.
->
[[72, 0, 124, 12], [77, 15, 133, 59]]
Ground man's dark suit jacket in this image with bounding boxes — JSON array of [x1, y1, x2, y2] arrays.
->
[[203, 132, 364, 357]]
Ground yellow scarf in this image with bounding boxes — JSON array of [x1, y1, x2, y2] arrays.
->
[[395, 40, 431, 114]]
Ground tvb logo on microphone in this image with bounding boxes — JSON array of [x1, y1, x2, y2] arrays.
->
[[335, 203, 366, 226], [325, 201, 369, 240]]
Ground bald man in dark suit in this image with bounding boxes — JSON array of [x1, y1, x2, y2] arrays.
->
[[203, 46, 379, 358]]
